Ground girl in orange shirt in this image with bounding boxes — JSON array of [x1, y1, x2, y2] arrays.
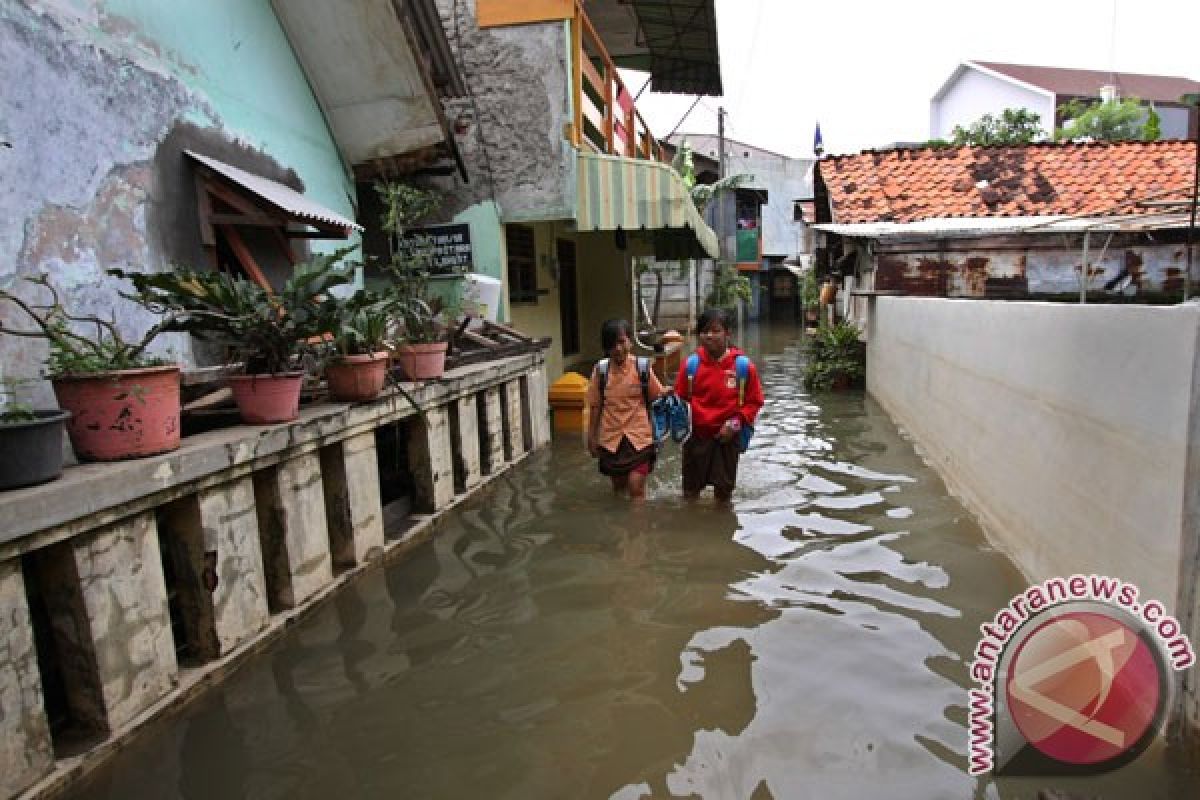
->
[[586, 319, 666, 499]]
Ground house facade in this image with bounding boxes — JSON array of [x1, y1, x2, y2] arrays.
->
[[813, 140, 1199, 327], [409, 0, 723, 380], [669, 133, 815, 320], [1, 0, 468, 403], [931, 61, 1200, 141]]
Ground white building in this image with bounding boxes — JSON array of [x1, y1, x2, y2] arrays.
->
[[931, 61, 1200, 142]]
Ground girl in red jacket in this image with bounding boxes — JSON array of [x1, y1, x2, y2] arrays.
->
[[673, 308, 764, 503]]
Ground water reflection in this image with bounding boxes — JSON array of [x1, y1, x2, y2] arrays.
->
[[64, 323, 1199, 800]]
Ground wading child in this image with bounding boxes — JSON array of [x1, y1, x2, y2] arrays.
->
[[586, 319, 666, 499], [674, 308, 764, 503]]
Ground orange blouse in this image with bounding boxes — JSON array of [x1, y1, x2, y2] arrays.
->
[[586, 357, 666, 452]]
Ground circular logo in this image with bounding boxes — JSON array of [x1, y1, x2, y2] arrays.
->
[[1004, 610, 1165, 767]]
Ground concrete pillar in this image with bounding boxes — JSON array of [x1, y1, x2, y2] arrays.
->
[[321, 433, 385, 568], [407, 406, 455, 512], [479, 387, 506, 475], [503, 379, 525, 461], [160, 478, 270, 660], [525, 367, 552, 449], [34, 512, 178, 732], [0, 560, 54, 797], [254, 454, 334, 610], [451, 394, 483, 493]]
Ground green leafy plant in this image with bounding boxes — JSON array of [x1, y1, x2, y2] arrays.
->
[[670, 139, 755, 214], [706, 263, 753, 310], [0, 274, 169, 376], [1056, 97, 1151, 142], [951, 108, 1045, 146], [801, 271, 821, 309], [803, 321, 865, 390], [0, 379, 36, 423], [333, 298, 388, 355], [115, 247, 356, 375], [374, 181, 459, 345], [1143, 106, 1162, 141]]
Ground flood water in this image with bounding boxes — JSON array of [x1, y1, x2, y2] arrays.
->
[[66, 324, 1199, 799]]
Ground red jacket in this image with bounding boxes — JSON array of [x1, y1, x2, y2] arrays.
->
[[673, 346, 764, 439]]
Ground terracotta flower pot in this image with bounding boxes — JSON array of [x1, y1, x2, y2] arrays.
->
[[326, 351, 390, 402], [394, 342, 448, 382], [0, 410, 70, 489], [228, 372, 304, 424], [52, 365, 181, 461]]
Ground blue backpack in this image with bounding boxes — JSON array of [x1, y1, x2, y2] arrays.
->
[[685, 353, 754, 452]]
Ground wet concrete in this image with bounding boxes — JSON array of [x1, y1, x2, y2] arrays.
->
[[62, 324, 1200, 799]]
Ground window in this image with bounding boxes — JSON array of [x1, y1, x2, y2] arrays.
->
[[506, 225, 538, 303]]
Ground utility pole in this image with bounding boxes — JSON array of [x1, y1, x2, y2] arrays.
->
[[717, 106, 727, 179]]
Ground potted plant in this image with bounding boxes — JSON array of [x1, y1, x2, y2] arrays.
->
[[374, 181, 455, 381], [0, 379, 70, 489], [802, 271, 821, 324], [117, 248, 355, 424], [802, 321, 866, 391], [323, 292, 392, 402], [0, 275, 180, 461]]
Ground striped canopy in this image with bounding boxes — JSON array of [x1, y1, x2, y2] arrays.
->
[[576, 152, 719, 260]]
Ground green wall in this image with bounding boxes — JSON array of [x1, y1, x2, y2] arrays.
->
[[101, 0, 356, 254]]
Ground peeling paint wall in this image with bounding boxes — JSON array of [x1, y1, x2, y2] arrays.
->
[[431, 0, 572, 223], [1, 0, 356, 397]]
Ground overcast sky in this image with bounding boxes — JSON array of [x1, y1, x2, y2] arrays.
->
[[622, 0, 1200, 159]]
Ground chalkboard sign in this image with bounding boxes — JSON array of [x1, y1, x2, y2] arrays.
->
[[396, 224, 473, 274]]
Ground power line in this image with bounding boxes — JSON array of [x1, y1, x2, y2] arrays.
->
[[664, 95, 703, 142]]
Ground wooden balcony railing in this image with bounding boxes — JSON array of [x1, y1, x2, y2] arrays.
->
[[571, 1, 667, 163]]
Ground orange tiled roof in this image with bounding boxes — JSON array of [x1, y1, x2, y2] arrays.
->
[[818, 140, 1197, 224]]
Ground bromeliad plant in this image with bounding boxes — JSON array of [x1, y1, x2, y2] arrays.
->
[[115, 247, 357, 375]]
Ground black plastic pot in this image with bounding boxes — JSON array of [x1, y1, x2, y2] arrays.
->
[[0, 409, 70, 490]]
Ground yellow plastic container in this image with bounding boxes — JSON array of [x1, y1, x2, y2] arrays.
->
[[548, 371, 590, 434]]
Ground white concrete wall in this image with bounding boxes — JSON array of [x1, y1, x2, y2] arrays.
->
[[867, 297, 1197, 608], [1158, 105, 1192, 141], [931, 69, 1054, 140]]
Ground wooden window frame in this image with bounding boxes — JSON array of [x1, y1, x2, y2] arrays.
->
[[506, 224, 539, 304]]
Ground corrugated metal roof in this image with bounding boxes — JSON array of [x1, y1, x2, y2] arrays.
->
[[816, 212, 1197, 239], [185, 150, 362, 233]]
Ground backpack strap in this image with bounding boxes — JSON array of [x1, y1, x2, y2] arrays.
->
[[734, 355, 750, 406], [595, 358, 610, 413], [685, 353, 700, 399], [635, 357, 651, 408]]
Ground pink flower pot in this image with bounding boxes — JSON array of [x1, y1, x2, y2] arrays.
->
[[52, 365, 181, 461], [394, 342, 448, 381], [326, 352, 390, 402], [228, 373, 304, 424]]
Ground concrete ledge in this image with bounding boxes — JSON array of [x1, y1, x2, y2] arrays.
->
[[0, 354, 543, 557]]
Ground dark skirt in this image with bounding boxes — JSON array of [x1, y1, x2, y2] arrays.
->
[[682, 435, 740, 493], [597, 436, 656, 477]]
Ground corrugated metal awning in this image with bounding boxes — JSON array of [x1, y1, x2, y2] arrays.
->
[[185, 150, 362, 234], [577, 152, 719, 259], [816, 212, 1197, 240]]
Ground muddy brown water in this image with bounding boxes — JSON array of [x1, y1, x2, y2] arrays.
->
[[64, 324, 1199, 799]]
